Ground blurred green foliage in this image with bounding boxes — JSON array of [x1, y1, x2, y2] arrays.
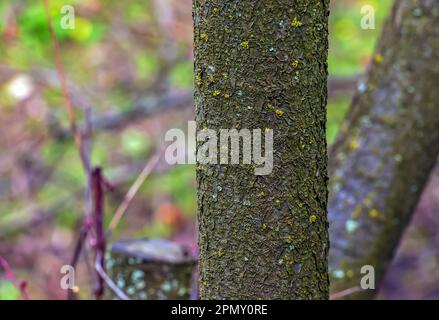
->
[[0, 281, 20, 300]]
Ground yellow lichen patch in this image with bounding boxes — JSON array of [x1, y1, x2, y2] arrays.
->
[[212, 7, 219, 14], [196, 165, 204, 171], [275, 109, 285, 116], [216, 249, 224, 257], [262, 223, 267, 230], [258, 191, 265, 197], [266, 103, 275, 110], [196, 72, 202, 86], [351, 206, 362, 219], [290, 17, 303, 27], [349, 139, 359, 150], [240, 41, 249, 48], [309, 215, 317, 223], [368, 209, 379, 218], [374, 53, 383, 63], [213, 90, 221, 97], [199, 33, 208, 41], [363, 196, 373, 207], [239, 272, 245, 278], [287, 219, 293, 226], [224, 93, 231, 99], [291, 60, 299, 68]]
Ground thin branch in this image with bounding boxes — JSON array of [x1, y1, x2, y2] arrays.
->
[[95, 252, 130, 300], [92, 167, 106, 299], [43, 0, 80, 146], [107, 151, 161, 234], [330, 286, 362, 300], [67, 216, 93, 300]]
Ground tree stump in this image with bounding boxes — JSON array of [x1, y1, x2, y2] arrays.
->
[[106, 239, 196, 300]]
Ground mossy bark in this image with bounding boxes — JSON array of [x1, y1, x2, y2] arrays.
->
[[194, 1, 330, 299], [329, 0, 439, 299]]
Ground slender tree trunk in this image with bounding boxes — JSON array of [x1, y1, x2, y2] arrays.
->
[[329, 0, 439, 299], [194, 1, 330, 299]]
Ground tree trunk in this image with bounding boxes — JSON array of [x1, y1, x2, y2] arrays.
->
[[194, 1, 330, 299], [329, 0, 439, 299]]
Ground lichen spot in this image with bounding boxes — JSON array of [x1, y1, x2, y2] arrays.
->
[[351, 207, 361, 219], [199, 33, 208, 42], [345, 219, 359, 233], [309, 215, 317, 223], [212, 7, 219, 14], [224, 93, 231, 99], [349, 139, 359, 150], [374, 53, 383, 63], [213, 90, 221, 97], [368, 209, 379, 218], [290, 17, 303, 27], [262, 223, 267, 230], [332, 269, 345, 279], [240, 41, 249, 48], [291, 60, 299, 68], [266, 103, 275, 110], [196, 72, 202, 87], [275, 109, 285, 116], [196, 165, 204, 171]]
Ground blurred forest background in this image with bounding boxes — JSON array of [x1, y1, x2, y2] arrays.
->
[[0, 0, 438, 299]]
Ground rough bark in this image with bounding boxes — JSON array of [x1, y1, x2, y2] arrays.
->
[[106, 239, 196, 300], [329, 0, 439, 299], [194, 1, 330, 299]]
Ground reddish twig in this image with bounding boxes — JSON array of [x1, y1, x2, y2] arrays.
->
[[43, 0, 79, 144], [0, 256, 30, 300], [43, 0, 92, 175], [66, 216, 93, 300], [92, 167, 106, 299], [43, 0, 97, 300], [90, 168, 114, 299]]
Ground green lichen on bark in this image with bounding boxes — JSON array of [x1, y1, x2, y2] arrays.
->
[[193, 0, 330, 299], [329, 0, 439, 299]]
